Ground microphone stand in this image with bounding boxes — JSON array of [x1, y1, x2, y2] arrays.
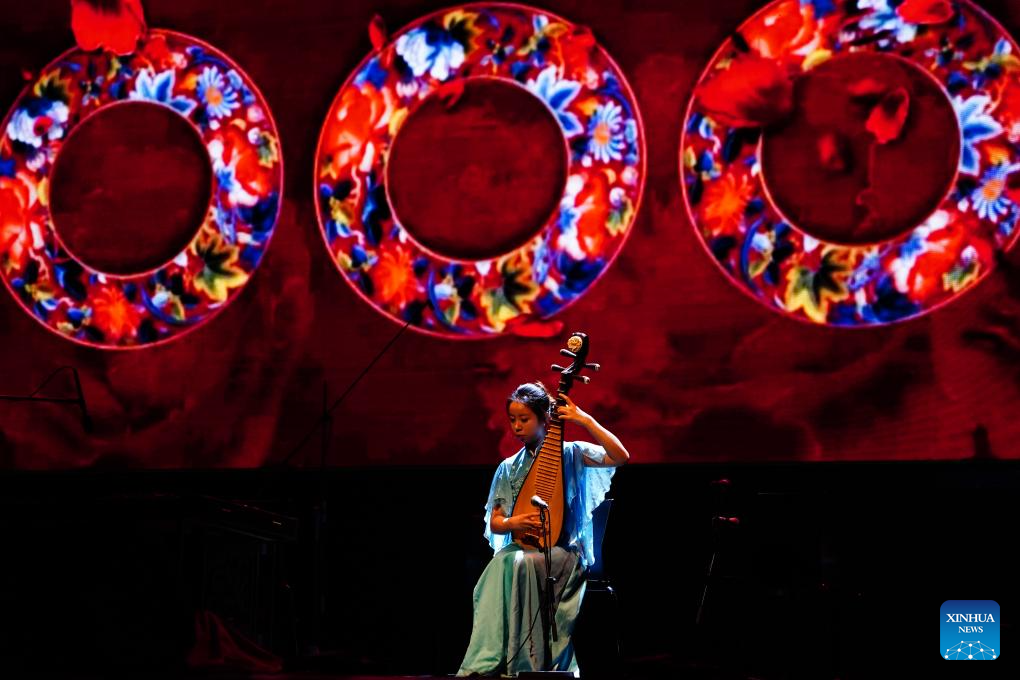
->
[[539, 504, 557, 670]]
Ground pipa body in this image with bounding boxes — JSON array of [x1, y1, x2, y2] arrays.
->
[[510, 408, 566, 550]]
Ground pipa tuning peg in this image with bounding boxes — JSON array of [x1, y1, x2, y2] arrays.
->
[[560, 348, 577, 358], [551, 364, 567, 372], [578, 375, 591, 384], [585, 363, 600, 371]]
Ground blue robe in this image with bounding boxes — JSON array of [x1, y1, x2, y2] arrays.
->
[[457, 441, 615, 676]]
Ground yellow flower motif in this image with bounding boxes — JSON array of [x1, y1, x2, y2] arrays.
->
[[480, 253, 540, 332], [963, 51, 1020, 75], [257, 131, 280, 167], [802, 49, 832, 71], [106, 57, 124, 82], [577, 97, 600, 117], [329, 197, 353, 228], [443, 9, 479, 33], [154, 284, 187, 321], [388, 107, 408, 138], [518, 19, 569, 57], [943, 260, 980, 293], [191, 228, 248, 303], [606, 196, 634, 237], [986, 145, 1012, 166], [33, 70, 71, 101], [683, 147, 699, 170], [25, 281, 56, 303], [748, 239, 775, 280], [783, 248, 852, 323]]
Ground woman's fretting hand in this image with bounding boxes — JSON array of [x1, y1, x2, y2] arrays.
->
[[556, 392, 592, 427]]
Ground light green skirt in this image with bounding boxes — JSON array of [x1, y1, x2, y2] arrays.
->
[[457, 544, 585, 676]]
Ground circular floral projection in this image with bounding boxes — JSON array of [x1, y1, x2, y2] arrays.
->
[[0, 30, 283, 348], [315, 3, 646, 337], [681, 0, 1020, 326]]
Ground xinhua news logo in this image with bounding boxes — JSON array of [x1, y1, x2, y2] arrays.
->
[[941, 600, 999, 660]]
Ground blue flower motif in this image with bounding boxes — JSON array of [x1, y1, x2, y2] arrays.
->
[[624, 118, 638, 144], [212, 201, 236, 245], [1000, 205, 1020, 238], [129, 69, 197, 115], [6, 99, 69, 148], [557, 202, 580, 234], [803, 0, 837, 18], [970, 162, 1020, 222], [395, 25, 465, 81], [899, 228, 927, 260], [848, 252, 882, 292], [533, 237, 552, 284], [214, 162, 243, 203], [355, 57, 390, 89], [361, 172, 390, 247], [196, 66, 240, 120], [587, 101, 626, 163], [954, 94, 1002, 175], [226, 69, 255, 106], [526, 66, 582, 137], [859, 275, 920, 323], [556, 251, 605, 296], [857, 0, 917, 43]]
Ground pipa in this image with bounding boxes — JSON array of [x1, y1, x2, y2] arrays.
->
[[511, 331, 599, 551]]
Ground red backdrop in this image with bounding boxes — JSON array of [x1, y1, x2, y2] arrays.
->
[[2, 0, 1020, 468]]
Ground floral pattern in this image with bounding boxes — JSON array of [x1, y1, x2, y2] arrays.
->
[[682, 0, 1020, 326], [0, 30, 282, 347], [316, 4, 645, 338]]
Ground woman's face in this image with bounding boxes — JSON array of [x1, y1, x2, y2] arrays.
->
[[508, 400, 545, 447]]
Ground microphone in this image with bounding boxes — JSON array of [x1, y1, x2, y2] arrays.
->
[[531, 495, 548, 509]]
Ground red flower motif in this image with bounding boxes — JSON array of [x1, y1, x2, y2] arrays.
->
[[0, 175, 37, 272], [741, 0, 818, 59], [141, 33, 173, 68], [321, 85, 390, 179], [574, 173, 611, 257], [71, 0, 147, 56], [896, 0, 955, 25], [215, 126, 273, 200], [551, 25, 597, 80], [702, 172, 755, 237], [373, 241, 418, 308], [999, 77, 1020, 141], [91, 285, 141, 341], [696, 56, 794, 128], [906, 221, 982, 300]]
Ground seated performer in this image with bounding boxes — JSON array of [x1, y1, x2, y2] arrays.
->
[[457, 381, 629, 676]]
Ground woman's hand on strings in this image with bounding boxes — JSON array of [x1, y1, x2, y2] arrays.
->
[[557, 392, 592, 427], [506, 512, 543, 532]]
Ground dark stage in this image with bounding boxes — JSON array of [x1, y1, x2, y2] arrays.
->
[[1, 460, 1016, 678]]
